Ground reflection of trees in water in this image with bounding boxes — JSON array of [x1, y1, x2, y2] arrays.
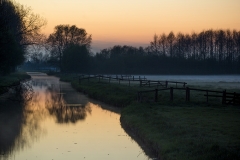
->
[[45, 87, 91, 123], [0, 101, 24, 160], [0, 90, 46, 160], [0, 76, 92, 160], [6, 80, 34, 104]]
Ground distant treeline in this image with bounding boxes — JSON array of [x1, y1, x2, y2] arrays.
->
[[24, 29, 240, 75], [90, 29, 240, 74]]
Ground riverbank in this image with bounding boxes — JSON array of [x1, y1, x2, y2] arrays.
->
[[0, 72, 31, 95], [58, 74, 240, 160]]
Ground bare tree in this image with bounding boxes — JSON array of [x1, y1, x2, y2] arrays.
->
[[159, 33, 167, 56], [167, 31, 175, 57], [17, 4, 47, 46], [150, 34, 160, 55], [0, 0, 46, 74]]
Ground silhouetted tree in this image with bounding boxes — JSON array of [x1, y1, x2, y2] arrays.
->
[[47, 25, 92, 72], [159, 33, 167, 56], [167, 31, 175, 57], [62, 44, 91, 73], [150, 34, 160, 55], [0, 0, 46, 74], [86, 29, 240, 75]]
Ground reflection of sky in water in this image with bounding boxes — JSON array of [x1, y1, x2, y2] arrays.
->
[[0, 73, 150, 160]]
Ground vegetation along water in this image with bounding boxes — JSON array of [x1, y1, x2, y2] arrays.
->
[[58, 73, 240, 160]]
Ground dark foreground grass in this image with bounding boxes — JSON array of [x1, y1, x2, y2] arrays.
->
[[121, 103, 240, 160], [58, 74, 240, 160], [0, 72, 31, 95]]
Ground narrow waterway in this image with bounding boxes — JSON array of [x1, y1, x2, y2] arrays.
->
[[0, 73, 151, 160]]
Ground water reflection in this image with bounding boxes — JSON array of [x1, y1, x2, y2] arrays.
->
[[45, 87, 91, 123], [0, 73, 150, 160], [0, 98, 46, 160], [0, 73, 93, 159]]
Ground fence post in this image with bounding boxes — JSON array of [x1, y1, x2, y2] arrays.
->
[[222, 90, 226, 104], [170, 87, 173, 101], [165, 81, 168, 88], [155, 89, 158, 102]]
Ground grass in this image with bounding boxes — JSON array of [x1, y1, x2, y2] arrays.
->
[[121, 103, 240, 160], [0, 72, 31, 95], [56, 73, 240, 160], [71, 79, 137, 107]]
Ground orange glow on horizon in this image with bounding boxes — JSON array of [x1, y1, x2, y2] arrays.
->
[[16, 0, 240, 50]]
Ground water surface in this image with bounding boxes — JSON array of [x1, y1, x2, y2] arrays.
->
[[0, 72, 150, 160]]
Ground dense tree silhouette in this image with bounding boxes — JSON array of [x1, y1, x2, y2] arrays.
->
[[44, 28, 239, 74], [90, 29, 239, 74], [62, 44, 91, 73], [47, 25, 92, 72], [0, 0, 46, 75]]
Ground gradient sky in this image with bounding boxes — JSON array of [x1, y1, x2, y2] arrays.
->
[[17, 0, 240, 52]]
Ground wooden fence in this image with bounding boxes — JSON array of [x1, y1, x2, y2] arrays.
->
[[78, 74, 187, 88], [77, 74, 239, 105], [137, 87, 240, 105]]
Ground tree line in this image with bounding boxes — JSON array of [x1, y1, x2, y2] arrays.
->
[[1, 0, 239, 75], [25, 29, 240, 74], [149, 30, 240, 62], [90, 29, 240, 74]]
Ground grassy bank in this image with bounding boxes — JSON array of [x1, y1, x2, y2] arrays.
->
[[58, 74, 240, 160], [121, 103, 240, 160], [0, 72, 31, 95]]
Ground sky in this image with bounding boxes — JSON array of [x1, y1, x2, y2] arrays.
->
[[17, 0, 240, 53]]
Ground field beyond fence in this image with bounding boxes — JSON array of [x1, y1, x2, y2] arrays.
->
[[75, 74, 240, 106]]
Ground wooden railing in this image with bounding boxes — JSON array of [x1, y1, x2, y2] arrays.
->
[[78, 74, 187, 88], [137, 87, 240, 105]]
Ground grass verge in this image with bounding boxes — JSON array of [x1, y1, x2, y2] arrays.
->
[[58, 74, 240, 160]]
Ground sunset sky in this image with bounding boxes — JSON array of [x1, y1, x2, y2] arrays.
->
[[17, 0, 240, 52]]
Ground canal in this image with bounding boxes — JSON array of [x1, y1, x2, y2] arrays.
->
[[0, 72, 151, 160]]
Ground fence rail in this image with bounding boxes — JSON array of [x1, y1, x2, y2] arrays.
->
[[77, 74, 239, 106], [138, 87, 240, 106], [78, 74, 187, 88]]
